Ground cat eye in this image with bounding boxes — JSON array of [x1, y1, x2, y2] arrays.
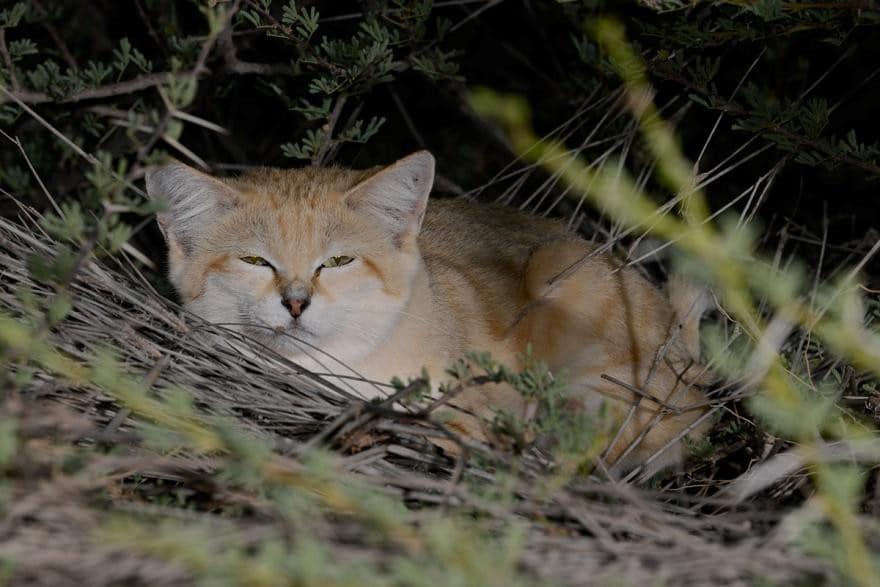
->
[[240, 255, 271, 267], [321, 255, 354, 268]]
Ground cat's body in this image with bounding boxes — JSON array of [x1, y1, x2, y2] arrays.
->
[[354, 198, 565, 389], [147, 152, 710, 471]]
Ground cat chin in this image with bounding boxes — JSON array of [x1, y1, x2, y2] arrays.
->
[[250, 323, 315, 349], [268, 331, 319, 356], [275, 327, 383, 372]]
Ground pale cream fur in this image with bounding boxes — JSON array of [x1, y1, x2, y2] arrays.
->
[[146, 151, 711, 471]]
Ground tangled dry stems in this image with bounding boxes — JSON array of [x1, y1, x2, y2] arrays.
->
[[0, 206, 837, 586]]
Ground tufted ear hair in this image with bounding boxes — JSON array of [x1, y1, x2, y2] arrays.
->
[[343, 151, 435, 246], [145, 161, 240, 254]]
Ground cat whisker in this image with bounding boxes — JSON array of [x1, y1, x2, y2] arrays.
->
[[356, 307, 457, 337]]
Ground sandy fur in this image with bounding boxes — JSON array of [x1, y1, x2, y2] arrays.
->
[[147, 152, 711, 470]]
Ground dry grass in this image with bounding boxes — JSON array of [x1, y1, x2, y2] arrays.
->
[[0, 202, 843, 586], [1, 2, 878, 584]]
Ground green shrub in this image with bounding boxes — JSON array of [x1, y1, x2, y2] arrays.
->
[[1, 1, 879, 586]]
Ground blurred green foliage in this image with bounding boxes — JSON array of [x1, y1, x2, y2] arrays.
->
[[2, 1, 880, 585]]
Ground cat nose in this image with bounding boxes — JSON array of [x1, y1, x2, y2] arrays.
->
[[281, 295, 310, 319]]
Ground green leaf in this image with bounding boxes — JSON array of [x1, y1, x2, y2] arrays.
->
[[40, 201, 86, 241], [748, 0, 784, 22], [47, 293, 72, 326], [0, 419, 17, 471], [0, 2, 27, 27], [282, 1, 319, 42], [818, 464, 864, 506], [8, 38, 37, 60]]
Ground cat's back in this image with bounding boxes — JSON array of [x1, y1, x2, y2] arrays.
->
[[420, 198, 572, 264], [418, 198, 581, 333]]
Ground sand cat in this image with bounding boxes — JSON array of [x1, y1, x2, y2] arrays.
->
[[146, 151, 711, 472]]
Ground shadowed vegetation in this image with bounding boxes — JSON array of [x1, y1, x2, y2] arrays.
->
[[1, 1, 879, 585]]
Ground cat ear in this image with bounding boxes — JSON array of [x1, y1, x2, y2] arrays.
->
[[145, 161, 240, 253], [344, 151, 435, 245]]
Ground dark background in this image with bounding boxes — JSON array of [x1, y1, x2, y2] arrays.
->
[[2, 0, 879, 277]]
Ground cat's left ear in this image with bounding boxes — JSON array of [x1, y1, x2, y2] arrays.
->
[[344, 151, 435, 245]]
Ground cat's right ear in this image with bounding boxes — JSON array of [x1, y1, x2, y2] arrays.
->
[[145, 162, 239, 253]]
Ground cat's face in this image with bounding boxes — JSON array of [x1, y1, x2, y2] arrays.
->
[[146, 152, 435, 364]]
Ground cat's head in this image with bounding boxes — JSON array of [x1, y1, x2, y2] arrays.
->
[[145, 152, 435, 363]]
